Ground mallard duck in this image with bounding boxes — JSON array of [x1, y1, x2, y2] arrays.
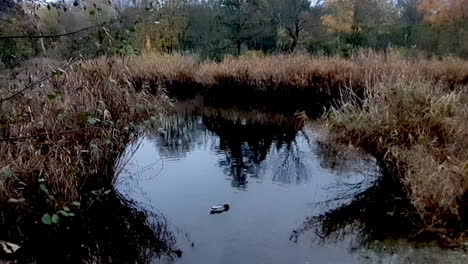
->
[[210, 204, 230, 214]]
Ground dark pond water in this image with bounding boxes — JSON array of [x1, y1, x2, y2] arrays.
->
[[117, 103, 466, 264]]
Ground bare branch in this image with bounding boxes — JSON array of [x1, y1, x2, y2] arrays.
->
[[0, 59, 78, 103], [0, 24, 103, 40], [0, 76, 49, 103], [0, 127, 95, 142]]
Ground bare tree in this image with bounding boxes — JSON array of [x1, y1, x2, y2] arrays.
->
[[262, 0, 323, 52]]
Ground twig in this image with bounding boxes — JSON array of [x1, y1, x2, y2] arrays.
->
[[0, 59, 78, 103], [0, 24, 102, 40], [0, 76, 49, 103], [0, 127, 96, 142]]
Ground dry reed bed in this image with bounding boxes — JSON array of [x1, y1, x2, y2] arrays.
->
[[325, 79, 468, 243], [113, 53, 468, 115], [118, 53, 468, 93], [0, 59, 164, 211]]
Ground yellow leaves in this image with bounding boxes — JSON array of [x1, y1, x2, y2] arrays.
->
[[321, 0, 356, 33], [321, 10, 355, 33], [145, 35, 152, 50]]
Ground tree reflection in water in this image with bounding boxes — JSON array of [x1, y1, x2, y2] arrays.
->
[[144, 102, 428, 259], [151, 104, 315, 188], [204, 115, 301, 188], [151, 102, 416, 248], [292, 141, 421, 249]]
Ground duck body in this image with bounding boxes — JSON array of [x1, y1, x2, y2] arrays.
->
[[210, 204, 230, 214]]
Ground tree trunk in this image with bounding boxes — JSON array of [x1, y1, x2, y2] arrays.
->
[[236, 41, 242, 56], [290, 23, 301, 52], [37, 38, 47, 56], [290, 37, 298, 52]]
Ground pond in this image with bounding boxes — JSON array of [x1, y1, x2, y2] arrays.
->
[[118, 103, 369, 263], [118, 102, 466, 264]]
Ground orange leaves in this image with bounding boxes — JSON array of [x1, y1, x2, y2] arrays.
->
[[418, 0, 468, 25]]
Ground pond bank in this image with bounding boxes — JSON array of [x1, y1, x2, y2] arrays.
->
[[123, 53, 467, 115], [122, 53, 468, 244], [0, 53, 467, 261], [0, 59, 179, 260], [119, 102, 467, 263]]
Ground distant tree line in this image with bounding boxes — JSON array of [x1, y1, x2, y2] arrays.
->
[[0, 0, 466, 65]]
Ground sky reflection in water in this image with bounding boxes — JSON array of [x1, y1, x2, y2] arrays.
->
[[119, 106, 378, 264]]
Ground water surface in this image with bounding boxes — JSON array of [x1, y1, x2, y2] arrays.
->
[[118, 104, 383, 264]]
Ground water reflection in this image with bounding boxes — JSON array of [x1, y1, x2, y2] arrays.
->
[[119, 103, 462, 264], [150, 103, 313, 187], [153, 114, 210, 160], [0, 189, 178, 263], [121, 102, 383, 264], [205, 115, 300, 188], [294, 143, 421, 249]]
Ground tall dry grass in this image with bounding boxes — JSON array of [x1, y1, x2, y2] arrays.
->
[[115, 53, 468, 115], [325, 78, 468, 242], [96, 52, 468, 98], [0, 58, 165, 210]]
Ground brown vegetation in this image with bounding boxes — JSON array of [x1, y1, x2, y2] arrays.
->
[[176, 52, 467, 87], [0, 58, 165, 210], [119, 52, 468, 114], [0, 52, 467, 245], [325, 78, 468, 243], [112, 52, 468, 95]]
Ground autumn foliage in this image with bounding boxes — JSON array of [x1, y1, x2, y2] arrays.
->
[[418, 0, 468, 25]]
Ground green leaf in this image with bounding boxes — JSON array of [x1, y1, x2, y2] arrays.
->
[[0, 168, 14, 178], [86, 117, 100, 125], [52, 68, 66, 76], [42, 214, 52, 225], [63, 206, 70, 212], [89, 10, 96, 16], [68, 212, 75, 217], [58, 210, 70, 217], [128, 26, 136, 32], [51, 214, 59, 224], [72, 201, 81, 207], [47, 93, 58, 100], [39, 184, 49, 195], [8, 198, 25, 204]]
